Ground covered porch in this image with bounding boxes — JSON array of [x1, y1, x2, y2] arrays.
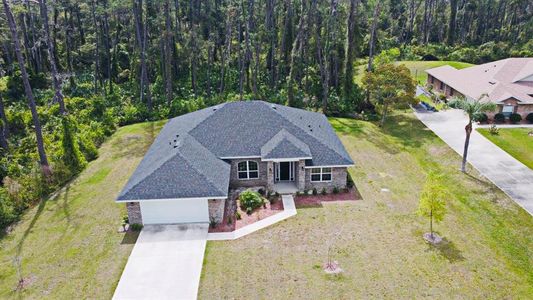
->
[[267, 160, 305, 194]]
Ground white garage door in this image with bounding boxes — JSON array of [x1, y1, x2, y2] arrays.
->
[[140, 199, 209, 224]]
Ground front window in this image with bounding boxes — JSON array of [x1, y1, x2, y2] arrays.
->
[[310, 168, 332, 182], [502, 105, 514, 117], [238, 161, 259, 180]]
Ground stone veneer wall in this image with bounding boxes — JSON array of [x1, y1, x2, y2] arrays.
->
[[126, 202, 143, 224], [296, 160, 306, 190], [208, 199, 226, 223], [229, 158, 269, 188], [304, 167, 347, 192]]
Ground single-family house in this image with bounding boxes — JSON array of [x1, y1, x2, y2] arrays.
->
[[426, 58, 533, 119], [117, 101, 354, 225]]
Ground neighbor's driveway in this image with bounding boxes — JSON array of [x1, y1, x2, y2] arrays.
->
[[113, 224, 208, 300], [414, 109, 533, 215]]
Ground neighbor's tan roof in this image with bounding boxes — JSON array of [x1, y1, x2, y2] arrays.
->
[[426, 58, 533, 104]]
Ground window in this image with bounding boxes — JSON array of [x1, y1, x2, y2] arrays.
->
[[237, 161, 259, 180], [310, 168, 332, 182], [430, 76, 434, 84], [439, 82, 444, 90], [502, 105, 514, 117]]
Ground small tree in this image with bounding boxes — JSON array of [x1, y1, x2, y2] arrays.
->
[[449, 95, 496, 172], [61, 116, 87, 173], [363, 63, 416, 127], [417, 173, 447, 243]]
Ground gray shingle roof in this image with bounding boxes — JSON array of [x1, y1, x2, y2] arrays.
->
[[261, 129, 311, 159], [117, 101, 353, 201]]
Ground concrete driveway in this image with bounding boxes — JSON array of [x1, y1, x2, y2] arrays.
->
[[415, 108, 533, 215], [113, 224, 209, 300]]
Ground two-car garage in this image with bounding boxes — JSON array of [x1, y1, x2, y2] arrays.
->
[[139, 198, 210, 224]]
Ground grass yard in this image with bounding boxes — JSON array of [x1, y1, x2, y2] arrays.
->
[[1, 112, 531, 299], [0, 122, 163, 299], [199, 113, 533, 299], [477, 128, 533, 169], [355, 60, 473, 85]]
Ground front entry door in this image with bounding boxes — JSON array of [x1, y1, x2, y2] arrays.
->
[[275, 162, 295, 181], [279, 162, 290, 181]]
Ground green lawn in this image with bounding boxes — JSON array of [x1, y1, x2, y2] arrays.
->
[[0, 122, 163, 299], [1, 113, 532, 298], [199, 113, 532, 298], [477, 128, 533, 169], [355, 60, 473, 85]]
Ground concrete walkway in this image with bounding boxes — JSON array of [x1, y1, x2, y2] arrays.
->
[[414, 109, 533, 216], [113, 224, 208, 300], [207, 194, 297, 240]]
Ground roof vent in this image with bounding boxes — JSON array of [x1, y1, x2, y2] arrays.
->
[[271, 104, 277, 110], [489, 81, 496, 85], [213, 106, 218, 111]]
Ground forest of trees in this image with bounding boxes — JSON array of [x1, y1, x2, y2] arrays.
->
[[0, 0, 532, 229]]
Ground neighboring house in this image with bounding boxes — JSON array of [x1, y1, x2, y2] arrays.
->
[[117, 101, 354, 225], [426, 58, 533, 119]]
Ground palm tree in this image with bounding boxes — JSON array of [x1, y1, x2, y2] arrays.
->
[[449, 95, 496, 173]]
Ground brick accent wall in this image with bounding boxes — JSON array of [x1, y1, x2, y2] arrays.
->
[[296, 160, 306, 190], [426, 75, 463, 99], [229, 158, 268, 188], [304, 167, 347, 192], [126, 202, 143, 224], [208, 199, 225, 223]]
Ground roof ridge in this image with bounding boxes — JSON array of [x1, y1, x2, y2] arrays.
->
[[265, 102, 349, 160], [178, 134, 229, 195], [119, 150, 182, 199]]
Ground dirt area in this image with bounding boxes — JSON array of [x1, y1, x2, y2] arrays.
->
[[294, 187, 361, 208]]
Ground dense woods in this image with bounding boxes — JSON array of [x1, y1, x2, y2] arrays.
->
[[0, 0, 532, 229]]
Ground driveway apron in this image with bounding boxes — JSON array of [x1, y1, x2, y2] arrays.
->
[[113, 223, 209, 300]]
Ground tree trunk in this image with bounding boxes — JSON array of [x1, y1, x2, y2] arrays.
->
[[265, 0, 276, 88], [447, 0, 458, 45], [0, 93, 8, 150], [64, 8, 76, 88], [75, 7, 86, 44], [379, 103, 388, 127], [91, 0, 100, 93], [367, 2, 381, 72], [343, 0, 359, 105], [39, 0, 66, 114], [218, 7, 233, 94], [164, 0, 173, 105], [133, 0, 152, 110], [102, 1, 112, 94], [3, 0, 50, 175], [461, 120, 472, 172]]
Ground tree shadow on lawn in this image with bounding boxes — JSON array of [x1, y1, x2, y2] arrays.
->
[[111, 122, 157, 159], [382, 114, 436, 150], [427, 237, 465, 263]]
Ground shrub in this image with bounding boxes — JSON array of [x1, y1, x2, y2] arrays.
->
[[509, 113, 522, 124], [332, 186, 339, 194], [488, 124, 499, 135], [209, 217, 218, 228], [257, 188, 265, 196], [130, 223, 143, 231], [346, 173, 355, 188], [312, 188, 318, 196], [494, 113, 505, 123], [235, 211, 241, 220], [246, 207, 252, 215], [321, 188, 327, 195], [239, 189, 264, 211], [526, 113, 533, 124], [474, 113, 488, 123]]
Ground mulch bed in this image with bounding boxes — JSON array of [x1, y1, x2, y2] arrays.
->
[[294, 187, 361, 208], [208, 195, 283, 233]]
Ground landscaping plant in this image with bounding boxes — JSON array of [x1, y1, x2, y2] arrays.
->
[[417, 173, 447, 244], [449, 95, 497, 172], [509, 113, 522, 124], [239, 189, 264, 212]]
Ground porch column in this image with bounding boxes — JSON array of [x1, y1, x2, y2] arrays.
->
[[297, 160, 305, 191], [266, 161, 274, 191]]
